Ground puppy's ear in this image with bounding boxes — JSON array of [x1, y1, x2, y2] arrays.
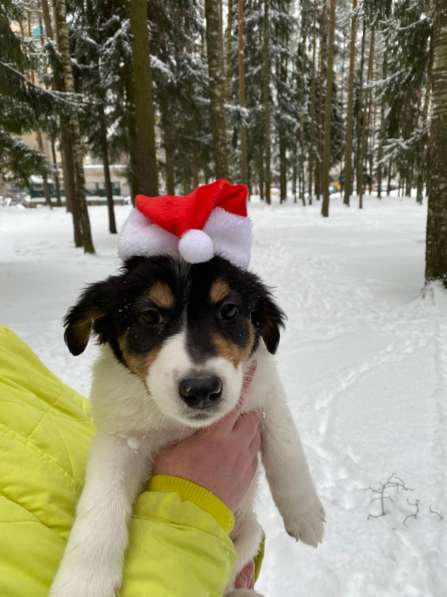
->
[[64, 281, 110, 355], [252, 289, 285, 354]]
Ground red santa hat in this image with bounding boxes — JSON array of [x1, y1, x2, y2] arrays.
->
[[118, 179, 252, 268]]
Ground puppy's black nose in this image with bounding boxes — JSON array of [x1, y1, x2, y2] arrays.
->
[[178, 375, 223, 409]]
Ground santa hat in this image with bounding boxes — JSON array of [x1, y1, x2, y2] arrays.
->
[[118, 179, 252, 269]]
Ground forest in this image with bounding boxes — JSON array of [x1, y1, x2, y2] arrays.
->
[[2, 3, 447, 594], [0, 0, 446, 286]]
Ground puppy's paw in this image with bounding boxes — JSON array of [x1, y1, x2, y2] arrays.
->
[[284, 499, 325, 547]]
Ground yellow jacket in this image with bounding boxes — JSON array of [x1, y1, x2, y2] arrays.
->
[[0, 326, 236, 596]]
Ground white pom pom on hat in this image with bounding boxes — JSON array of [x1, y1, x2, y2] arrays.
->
[[118, 179, 252, 268], [178, 229, 214, 264]]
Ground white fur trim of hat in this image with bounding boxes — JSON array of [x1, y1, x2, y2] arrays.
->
[[118, 179, 252, 269]]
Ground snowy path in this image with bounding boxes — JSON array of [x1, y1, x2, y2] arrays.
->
[[1, 196, 446, 596]]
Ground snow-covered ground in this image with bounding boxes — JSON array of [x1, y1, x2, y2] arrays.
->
[[1, 196, 446, 596]]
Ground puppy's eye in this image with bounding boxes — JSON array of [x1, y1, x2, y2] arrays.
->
[[219, 303, 240, 321], [140, 309, 163, 326]]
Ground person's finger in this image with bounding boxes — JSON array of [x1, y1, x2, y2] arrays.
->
[[233, 411, 260, 442]]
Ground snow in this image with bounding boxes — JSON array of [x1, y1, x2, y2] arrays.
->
[[1, 195, 446, 596]]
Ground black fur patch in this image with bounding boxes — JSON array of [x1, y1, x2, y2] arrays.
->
[[64, 256, 286, 371]]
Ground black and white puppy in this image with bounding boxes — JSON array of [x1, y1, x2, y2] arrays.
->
[[50, 255, 325, 597]]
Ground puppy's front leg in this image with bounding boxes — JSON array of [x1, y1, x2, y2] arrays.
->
[[50, 433, 150, 597], [262, 375, 325, 547]]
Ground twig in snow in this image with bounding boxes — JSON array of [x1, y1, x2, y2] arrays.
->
[[365, 473, 414, 519], [403, 499, 420, 527], [429, 506, 444, 521]]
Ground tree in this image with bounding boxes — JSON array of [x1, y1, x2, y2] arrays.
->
[[237, 0, 248, 187], [321, 0, 337, 218], [0, 1, 50, 184], [262, 0, 272, 204], [52, 0, 95, 253], [128, 0, 159, 196], [149, 0, 210, 193], [71, 0, 118, 233], [355, 16, 366, 209], [343, 0, 357, 206], [425, 1, 447, 287], [374, 0, 431, 203], [273, 0, 296, 204], [205, 0, 229, 178]]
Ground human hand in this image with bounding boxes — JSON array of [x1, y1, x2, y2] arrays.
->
[[153, 406, 260, 512]]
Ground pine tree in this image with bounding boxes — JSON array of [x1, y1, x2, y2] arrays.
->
[[321, 0, 337, 217], [70, 0, 118, 233], [355, 16, 366, 209], [374, 0, 431, 202], [237, 0, 249, 187], [262, 0, 272, 204], [205, 0, 229, 178], [425, 1, 447, 286], [128, 0, 159, 196], [52, 0, 95, 253], [0, 1, 52, 184], [149, 0, 209, 193], [343, 0, 357, 206]]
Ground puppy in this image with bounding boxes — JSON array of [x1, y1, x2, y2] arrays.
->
[[50, 254, 325, 597]]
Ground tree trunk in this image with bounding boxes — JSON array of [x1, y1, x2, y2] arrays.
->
[[237, 0, 249, 187], [99, 113, 117, 234], [317, 4, 328, 202], [53, 0, 95, 253], [292, 149, 297, 203], [308, 9, 317, 206], [226, 0, 233, 95], [417, 86, 430, 205], [40, 0, 53, 40], [258, 148, 265, 200], [321, 0, 336, 218], [205, 0, 229, 179], [343, 0, 357, 206], [36, 130, 52, 208], [60, 127, 75, 215], [425, 1, 447, 286], [160, 100, 176, 194], [365, 28, 376, 196], [262, 0, 272, 205], [356, 17, 367, 209], [123, 64, 138, 204], [376, 39, 391, 200], [218, 0, 227, 101], [41, 0, 72, 215], [299, 156, 306, 207], [277, 21, 289, 204], [405, 171, 412, 198], [128, 0, 159, 196], [50, 137, 62, 207], [386, 162, 392, 196]]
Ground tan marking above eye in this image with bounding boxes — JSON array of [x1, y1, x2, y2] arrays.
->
[[212, 324, 255, 367], [118, 332, 160, 379], [147, 282, 175, 309], [210, 278, 230, 304]]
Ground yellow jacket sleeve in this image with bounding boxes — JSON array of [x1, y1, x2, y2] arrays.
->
[[0, 326, 236, 597]]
